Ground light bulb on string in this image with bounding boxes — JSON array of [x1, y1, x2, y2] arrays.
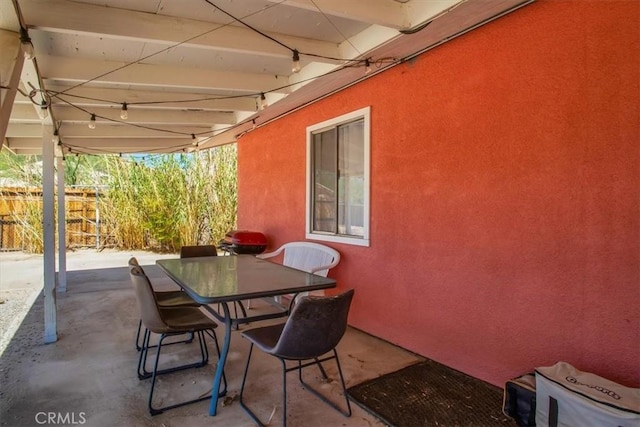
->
[[19, 28, 35, 60], [259, 93, 268, 110], [365, 59, 372, 75], [40, 100, 49, 119], [291, 50, 301, 73], [120, 102, 128, 120], [52, 129, 59, 143], [88, 114, 96, 129]]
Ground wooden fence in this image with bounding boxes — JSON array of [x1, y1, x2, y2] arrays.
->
[[0, 187, 112, 251]]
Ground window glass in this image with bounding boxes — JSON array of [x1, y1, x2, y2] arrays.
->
[[307, 107, 370, 246]]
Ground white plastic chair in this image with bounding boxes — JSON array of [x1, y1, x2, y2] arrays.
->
[[257, 241, 340, 277], [256, 242, 340, 307]]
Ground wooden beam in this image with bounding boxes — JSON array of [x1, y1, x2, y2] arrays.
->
[[6, 103, 40, 121], [48, 105, 236, 125], [0, 30, 23, 141], [43, 85, 258, 112], [6, 122, 214, 138], [20, 0, 340, 60], [268, 0, 463, 31], [8, 137, 194, 149], [266, 0, 408, 29], [37, 55, 290, 94]]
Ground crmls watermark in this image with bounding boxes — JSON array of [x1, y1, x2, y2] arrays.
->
[[35, 412, 87, 425]]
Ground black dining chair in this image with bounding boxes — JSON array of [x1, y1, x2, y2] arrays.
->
[[239, 289, 354, 427], [130, 264, 226, 415], [129, 257, 200, 353]]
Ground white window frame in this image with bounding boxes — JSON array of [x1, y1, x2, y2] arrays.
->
[[305, 106, 370, 247]]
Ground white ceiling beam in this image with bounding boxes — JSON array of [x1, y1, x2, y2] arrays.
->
[[266, 0, 408, 29], [17, 45, 53, 127], [5, 123, 42, 137], [338, 24, 401, 61], [403, 0, 468, 31], [8, 103, 40, 121], [10, 137, 193, 150], [40, 85, 257, 112], [4, 147, 41, 155], [6, 123, 212, 139], [0, 29, 23, 140], [37, 55, 289, 94], [20, 0, 340, 60], [268, 0, 463, 31], [65, 138, 193, 151], [49, 105, 236, 125]]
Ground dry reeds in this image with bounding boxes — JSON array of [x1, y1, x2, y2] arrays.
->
[[100, 146, 237, 252], [0, 146, 237, 253]]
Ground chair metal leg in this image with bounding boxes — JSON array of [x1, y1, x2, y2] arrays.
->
[[138, 328, 210, 380], [240, 347, 351, 426], [239, 344, 269, 426], [281, 358, 288, 427], [296, 350, 352, 418], [137, 328, 152, 379], [315, 357, 328, 380], [136, 318, 195, 352], [135, 319, 143, 351], [235, 300, 248, 319], [148, 331, 212, 416]]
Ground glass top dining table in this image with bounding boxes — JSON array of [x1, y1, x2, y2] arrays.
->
[[156, 255, 337, 417]]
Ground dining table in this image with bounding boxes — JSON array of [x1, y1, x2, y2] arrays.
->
[[156, 254, 337, 417]]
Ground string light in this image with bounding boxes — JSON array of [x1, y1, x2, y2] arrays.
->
[[120, 102, 128, 120], [40, 100, 49, 119], [292, 50, 301, 73], [52, 129, 59, 143], [19, 28, 35, 60], [259, 93, 268, 110], [36, 0, 405, 157]]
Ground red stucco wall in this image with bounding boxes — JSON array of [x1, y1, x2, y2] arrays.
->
[[237, 0, 640, 387]]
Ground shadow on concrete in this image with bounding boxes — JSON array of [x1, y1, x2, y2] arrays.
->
[[0, 252, 421, 427]]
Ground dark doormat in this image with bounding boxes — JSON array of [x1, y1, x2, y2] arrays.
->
[[347, 359, 516, 427]]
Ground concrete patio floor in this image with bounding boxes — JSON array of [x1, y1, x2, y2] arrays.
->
[[0, 249, 422, 427]]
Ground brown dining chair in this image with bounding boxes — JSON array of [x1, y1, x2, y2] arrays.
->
[[129, 257, 200, 352], [130, 264, 226, 415], [239, 289, 354, 427], [179, 244, 218, 258]]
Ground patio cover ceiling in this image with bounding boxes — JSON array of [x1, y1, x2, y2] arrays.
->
[[1, 0, 533, 156]]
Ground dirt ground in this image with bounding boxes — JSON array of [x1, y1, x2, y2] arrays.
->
[[0, 251, 46, 356]]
